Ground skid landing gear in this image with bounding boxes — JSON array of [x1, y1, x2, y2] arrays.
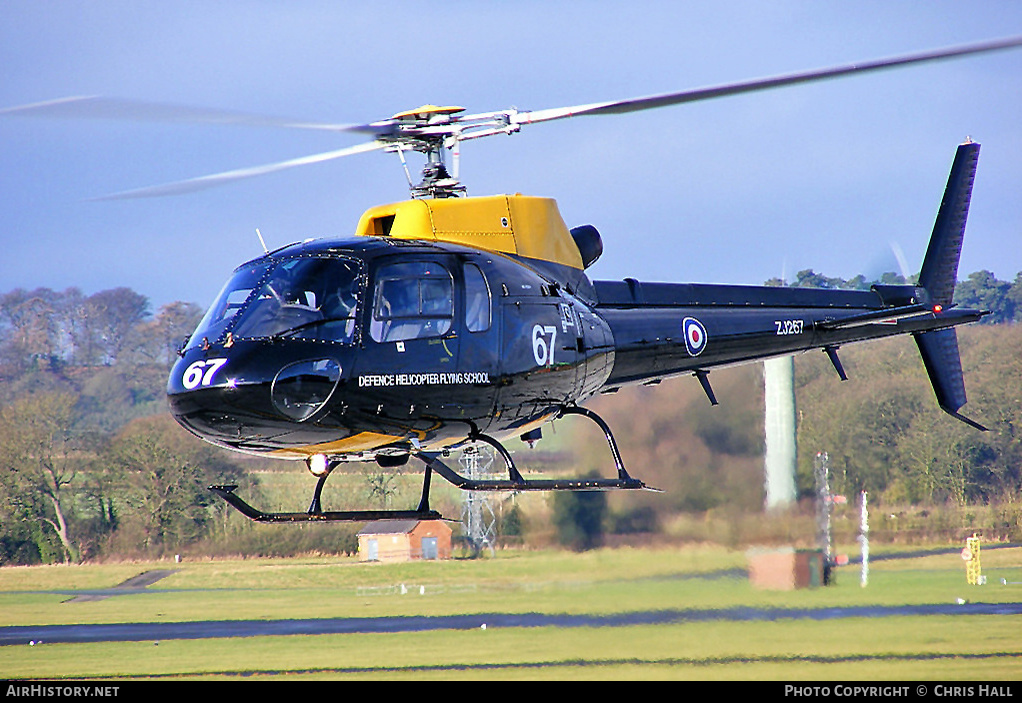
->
[[210, 405, 654, 523]]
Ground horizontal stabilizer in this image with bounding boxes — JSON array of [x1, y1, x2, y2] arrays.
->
[[816, 303, 928, 330], [913, 328, 986, 430]]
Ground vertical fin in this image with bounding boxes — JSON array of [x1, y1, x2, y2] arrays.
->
[[914, 142, 985, 431], [918, 141, 980, 306], [913, 328, 986, 431]]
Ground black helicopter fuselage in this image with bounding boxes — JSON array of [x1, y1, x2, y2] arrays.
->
[[168, 143, 988, 476], [167, 243, 980, 462], [167, 234, 604, 461], [168, 247, 976, 454]]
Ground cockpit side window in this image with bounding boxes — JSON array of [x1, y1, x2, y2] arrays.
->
[[464, 263, 491, 333], [370, 261, 454, 343], [222, 256, 361, 344]]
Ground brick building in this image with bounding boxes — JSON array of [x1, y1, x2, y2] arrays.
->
[[357, 519, 453, 562]]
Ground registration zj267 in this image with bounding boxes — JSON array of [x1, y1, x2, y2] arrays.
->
[[774, 319, 805, 336]]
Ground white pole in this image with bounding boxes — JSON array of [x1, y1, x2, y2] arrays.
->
[[859, 490, 869, 587], [764, 356, 797, 509]]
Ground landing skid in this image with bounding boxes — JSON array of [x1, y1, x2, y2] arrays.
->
[[210, 460, 443, 523], [210, 404, 655, 523], [209, 485, 444, 523], [418, 453, 649, 491]]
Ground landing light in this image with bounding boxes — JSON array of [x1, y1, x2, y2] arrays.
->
[[307, 454, 331, 477]]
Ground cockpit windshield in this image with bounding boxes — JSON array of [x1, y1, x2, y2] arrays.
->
[[187, 256, 362, 347]]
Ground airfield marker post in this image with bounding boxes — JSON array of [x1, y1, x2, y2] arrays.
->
[[964, 534, 984, 585]]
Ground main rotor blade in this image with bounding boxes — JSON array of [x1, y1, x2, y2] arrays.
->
[[0, 95, 383, 135], [512, 35, 1022, 125], [94, 141, 387, 200]]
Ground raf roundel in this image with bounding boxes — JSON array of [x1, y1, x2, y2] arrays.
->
[[683, 317, 708, 357]]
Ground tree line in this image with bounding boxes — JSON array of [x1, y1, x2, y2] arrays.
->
[[0, 286, 201, 375], [0, 287, 252, 564], [765, 268, 1022, 325], [0, 270, 1019, 564]]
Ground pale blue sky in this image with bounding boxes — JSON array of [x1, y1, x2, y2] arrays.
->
[[2, 1, 1020, 311]]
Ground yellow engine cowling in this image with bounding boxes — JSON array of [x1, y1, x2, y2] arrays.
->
[[354, 194, 585, 271]]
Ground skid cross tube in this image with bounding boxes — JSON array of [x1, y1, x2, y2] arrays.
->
[[469, 431, 526, 483], [416, 406, 653, 491], [556, 405, 633, 482], [308, 474, 328, 514]]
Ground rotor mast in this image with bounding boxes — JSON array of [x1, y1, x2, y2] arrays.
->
[[395, 138, 464, 199], [378, 104, 522, 199]]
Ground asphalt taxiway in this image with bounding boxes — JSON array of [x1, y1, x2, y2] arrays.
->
[[4, 601, 1022, 646]]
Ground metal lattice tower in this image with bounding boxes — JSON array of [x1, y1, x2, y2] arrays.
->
[[459, 445, 498, 556]]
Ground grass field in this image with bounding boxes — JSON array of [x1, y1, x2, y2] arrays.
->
[[1, 544, 1020, 680]]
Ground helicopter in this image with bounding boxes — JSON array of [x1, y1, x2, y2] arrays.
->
[[6, 36, 1021, 523]]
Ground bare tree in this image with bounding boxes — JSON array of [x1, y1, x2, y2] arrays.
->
[[79, 288, 150, 366], [0, 393, 82, 562]]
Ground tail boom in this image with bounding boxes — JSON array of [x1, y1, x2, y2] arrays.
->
[[593, 142, 987, 429]]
